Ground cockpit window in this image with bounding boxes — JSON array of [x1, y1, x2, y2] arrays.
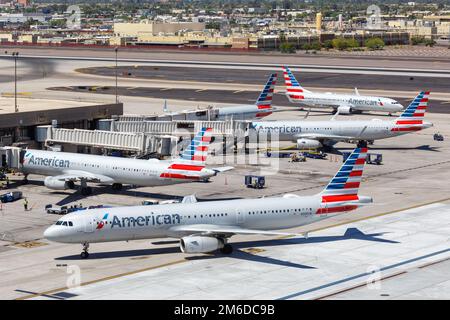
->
[[55, 220, 73, 226]]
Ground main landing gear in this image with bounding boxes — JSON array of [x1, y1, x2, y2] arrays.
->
[[112, 183, 123, 191], [357, 140, 368, 148], [80, 179, 92, 195], [219, 238, 233, 254], [80, 242, 89, 259]]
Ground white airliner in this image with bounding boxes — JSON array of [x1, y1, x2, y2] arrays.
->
[[282, 66, 404, 115], [20, 128, 231, 195], [253, 91, 432, 149], [216, 73, 277, 120], [44, 147, 372, 258]]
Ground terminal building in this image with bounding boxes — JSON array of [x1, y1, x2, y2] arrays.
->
[[0, 96, 123, 149]]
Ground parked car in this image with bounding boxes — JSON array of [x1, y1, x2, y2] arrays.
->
[[1, 191, 22, 203]]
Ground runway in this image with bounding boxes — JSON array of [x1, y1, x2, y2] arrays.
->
[[28, 202, 450, 300], [75, 66, 450, 91]]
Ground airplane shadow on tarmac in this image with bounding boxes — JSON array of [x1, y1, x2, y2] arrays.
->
[[54, 185, 242, 206], [55, 228, 398, 270], [54, 185, 186, 206]]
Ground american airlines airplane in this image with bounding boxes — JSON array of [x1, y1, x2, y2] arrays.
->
[[217, 73, 277, 120], [44, 147, 372, 258], [253, 91, 432, 149], [20, 128, 231, 195], [282, 66, 404, 115]]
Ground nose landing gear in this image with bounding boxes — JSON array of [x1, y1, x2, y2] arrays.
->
[[80, 242, 90, 259]]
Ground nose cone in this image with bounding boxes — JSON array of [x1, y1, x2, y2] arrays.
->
[[43, 226, 58, 241], [423, 121, 433, 129]]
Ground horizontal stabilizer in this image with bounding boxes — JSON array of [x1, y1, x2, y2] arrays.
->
[[212, 166, 234, 173]]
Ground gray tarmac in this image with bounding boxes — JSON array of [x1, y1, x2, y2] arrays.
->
[[77, 65, 450, 92]]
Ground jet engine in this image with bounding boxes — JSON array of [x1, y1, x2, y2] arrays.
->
[[296, 138, 322, 149], [44, 177, 73, 190], [180, 236, 224, 253], [337, 106, 353, 114]]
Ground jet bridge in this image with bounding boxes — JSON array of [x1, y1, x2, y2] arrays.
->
[[0, 146, 26, 170], [36, 126, 177, 156], [105, 119, 249, 137]]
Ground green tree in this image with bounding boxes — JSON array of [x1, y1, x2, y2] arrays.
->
[[346, 38, 359, 49], [310, 41, 322, 51], [331, 37, 348, 50], [280, 42, 296, 54], [323, 39, 333, 50], [365, 37, 385, 50]]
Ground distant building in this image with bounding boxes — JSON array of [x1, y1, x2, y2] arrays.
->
[[113, 21, 205, 38], [315, 12, 322, 32]]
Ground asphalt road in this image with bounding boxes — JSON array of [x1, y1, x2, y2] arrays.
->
[[77, 66, 450, 92], [49, 85, 450, 114]]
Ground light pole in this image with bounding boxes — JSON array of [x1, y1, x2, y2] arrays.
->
[[114, 47, 119, 104], [12, 52, 19, 113]]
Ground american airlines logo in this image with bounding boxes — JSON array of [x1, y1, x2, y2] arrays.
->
[[25, 153, 70, 168], [111, 214, 181, 228], [348, 98, 378, 106], [256, 125, 302, 133]]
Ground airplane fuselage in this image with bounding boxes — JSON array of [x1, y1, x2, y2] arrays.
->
[[288, 92, 403, 113], [217, 104, 273, 120], [21, 150, 214, 187], [44, 195, 327, 244], [253, 119, 432, 142]]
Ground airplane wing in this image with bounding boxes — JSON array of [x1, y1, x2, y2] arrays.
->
[[294, 133, 355, 142], [169, 224, 296, 237], [55, 170, 115, 183]]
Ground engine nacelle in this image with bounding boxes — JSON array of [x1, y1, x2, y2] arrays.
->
[[180, 236, 224, 253], [296, 138, 322, 149], [337, 106, 353, 114], [44, 176, 71, 190]]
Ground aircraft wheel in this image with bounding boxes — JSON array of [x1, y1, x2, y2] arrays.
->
[[67, 181, 75, 189], [81, 187, 92, 196], [112, 183, 123, 191], [220, 244, 233, 254], [80, 251, 89, 259]]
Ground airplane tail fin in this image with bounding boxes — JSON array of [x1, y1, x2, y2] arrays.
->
[[393, 91, 431, 132], [317, 147, 371, 214], [282, 66, 311, 102], [176, 127, 213, 165], [255, 73, 277, 109]]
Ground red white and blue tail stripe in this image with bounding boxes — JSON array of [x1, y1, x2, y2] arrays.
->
[[282, 66, 310, 101], [160, 128, 213, 180], [179, 127, 213, 164], [255, 73, 277, 108], [317, 147, 368, 214], [392, 91, 430, 132]]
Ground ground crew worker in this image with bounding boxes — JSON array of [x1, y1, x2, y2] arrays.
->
[[23, 198, 28, 211]]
